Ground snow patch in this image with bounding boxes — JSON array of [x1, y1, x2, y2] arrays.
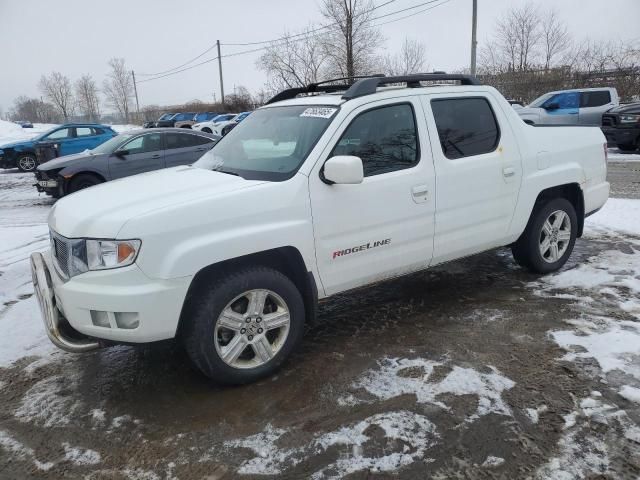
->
[[619, 385, 640, 404], [585, 198, 640, 237], [15, 374, 82, 428], [340, 357, 515, 421], [63, 442, 101, 465], [525, 404, 548, 424], [0, 430, 54, 471], [224, 410, 438, 478], [481, 455, 505, 467]]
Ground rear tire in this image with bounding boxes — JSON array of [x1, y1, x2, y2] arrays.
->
[[68, 173, 102, 194], [17, 154, 37, 172], [512, 198, 577, 274], [183, 266, 305, 384]]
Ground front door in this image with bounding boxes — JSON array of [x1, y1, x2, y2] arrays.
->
[[309, 99, 436, 295], [42, 127, 73, 156], [422, 93, 522, 264], [108, 132, 165, 179], [539, 91, 579, 125]]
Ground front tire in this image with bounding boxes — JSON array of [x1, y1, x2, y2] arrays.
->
[[201, 127, 212, 134], [17, 154, 37, 172], [183, 266, 305, 384], [68, 173, 103, 194], [512, 198, 577, 274]]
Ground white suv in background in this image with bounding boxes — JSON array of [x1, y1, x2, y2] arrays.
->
[[31, 74, 609, 384]]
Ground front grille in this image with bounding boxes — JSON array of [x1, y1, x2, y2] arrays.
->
[[51, 231, 71, 278], [602, 114, 617, 127]]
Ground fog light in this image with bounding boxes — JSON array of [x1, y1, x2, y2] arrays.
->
[[115, 312, 139, 329], [90, 310, 110, 328]]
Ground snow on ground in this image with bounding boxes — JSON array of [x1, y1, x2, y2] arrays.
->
[[223, 410, 438, 478], [586, 197, 640, 237], [608, 147, 640, 163], [338, 357, 515, 422]]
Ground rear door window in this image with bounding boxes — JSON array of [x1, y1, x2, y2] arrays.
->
[[75, 127, 94, 137], [580, 91, 611, 108], [431, 97, 500, 160]]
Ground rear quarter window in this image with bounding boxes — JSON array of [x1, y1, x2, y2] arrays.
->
[[431, 97, 500, 160]]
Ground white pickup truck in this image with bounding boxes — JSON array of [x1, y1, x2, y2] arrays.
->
[[31, 74, 609, 384]]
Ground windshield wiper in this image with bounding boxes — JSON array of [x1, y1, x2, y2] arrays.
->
[[214, 168, 240, 177]]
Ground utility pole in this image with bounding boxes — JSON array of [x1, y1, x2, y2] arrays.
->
[[470, 0, 478, 76], [216, 40, 225, 106], [131, 70, 141, 123]]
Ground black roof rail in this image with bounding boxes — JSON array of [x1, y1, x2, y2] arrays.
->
[[266, 74, 384, 105], [342, 73, 481, 100]]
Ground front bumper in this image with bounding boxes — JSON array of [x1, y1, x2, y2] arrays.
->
[[31, 250, 192, 350], [601, 126, 640, 147]]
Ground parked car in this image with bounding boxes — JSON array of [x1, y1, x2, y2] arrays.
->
[[143, 113, 175, 129], [0, 124, 116, 172], [601, 102, 640, 152], [192, 113, 236, 134], [518, 87, 619, 125], [34, 128, 219, 197], [30, 73, 608, 385], [174, 112, 219, 129], [15, 120, 34, 128], [220, 112, 252, 136], [154, 112, 197, 128]]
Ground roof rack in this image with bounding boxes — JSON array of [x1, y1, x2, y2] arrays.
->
[[266, 75, 384, 105], [342, 73, 481, 100], [266, 73, 481, 105]]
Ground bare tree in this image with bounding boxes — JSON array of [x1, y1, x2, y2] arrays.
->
[[103, 58, 134, 123], [75, 74, 101, 122], [38, 72, 74, 120], [10, 96, 61, 123], [382, 38, 428, 76], [258, 28, 329, 91], [320, 0, 384, 80], [493, 2, 542, 71], [541, 9, 570, 70]]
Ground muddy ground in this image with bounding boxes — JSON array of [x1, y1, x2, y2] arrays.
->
[[0, 161, 639, 479]]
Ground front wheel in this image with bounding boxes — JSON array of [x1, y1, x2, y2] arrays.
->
[[183, 266, 305, 384], [17, 154, 37, 172], [201, 127, 212, 134], [512, 198, 577, 274], [68, 173, 103, 194]]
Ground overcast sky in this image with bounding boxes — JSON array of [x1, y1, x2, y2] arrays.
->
[[1, 0, 638, 112]]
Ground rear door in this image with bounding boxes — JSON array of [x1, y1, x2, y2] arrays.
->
[[70, 127, 102, 152], [164, 132, 215, 167], [579, 90, 614, 125], [108, 132, 165, 179], [422, 92, 522, 264]]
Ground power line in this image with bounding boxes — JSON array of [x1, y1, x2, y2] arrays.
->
[[137, 43, 218, 76], [137, 0, 452, 84]]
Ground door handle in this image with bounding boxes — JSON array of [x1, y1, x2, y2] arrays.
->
[[151, 154, 161, 159], [196, 147, 207, 151], [502, 167, 516, 178], [411, 184, 429, 203]]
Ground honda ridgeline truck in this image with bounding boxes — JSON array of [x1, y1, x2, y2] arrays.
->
[[31, 74, 609, 384]]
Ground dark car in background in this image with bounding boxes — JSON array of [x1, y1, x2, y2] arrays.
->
[[15, 120, 33, 128], [143, 113, 175, 129], [0, 124, 116, 172], [602, 102, 640, 152], [34, 128, 219, 197], [174, 112, 220, 129], [145, 112, 197, 128]]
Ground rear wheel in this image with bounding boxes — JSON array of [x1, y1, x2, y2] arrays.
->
[[183, 266, 305, 384], [68, 173, 103, 194], [17, 154, 37, 172], [512, 198, 577, 274]]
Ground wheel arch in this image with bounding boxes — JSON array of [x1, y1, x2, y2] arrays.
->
[[176, 246, 318, 338], [531, 183, 585, 237]]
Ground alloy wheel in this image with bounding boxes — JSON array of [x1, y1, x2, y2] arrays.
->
[[539, 210, 571, 263]]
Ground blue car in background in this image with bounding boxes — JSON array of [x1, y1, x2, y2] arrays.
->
[[0, 124, 116, 172]]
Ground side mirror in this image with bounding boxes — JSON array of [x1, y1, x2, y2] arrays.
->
[[115, 149, 129, 158], [544, 102, 560, 111], [323, 155, 364, 185]]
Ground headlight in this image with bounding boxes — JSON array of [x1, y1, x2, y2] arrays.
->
[[620, 114, 640, 124], [86, 239, 141, 270], [54, 236, 141, 278]]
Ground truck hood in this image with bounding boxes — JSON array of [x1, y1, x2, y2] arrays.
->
[[517, 107, 541, 121], [607, 102, 640, 114], [48, 166, 267, 238]]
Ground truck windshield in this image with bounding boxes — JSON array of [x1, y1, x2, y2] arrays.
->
[[194, 105, 338, 181], [528, 93, 554, 108]]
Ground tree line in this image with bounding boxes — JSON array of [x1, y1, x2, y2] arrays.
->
[[478, 3, 640, 103], [9, 58, 136, 124]]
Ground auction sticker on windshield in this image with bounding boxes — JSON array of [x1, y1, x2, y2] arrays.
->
[[300, 107, 338, 118]]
